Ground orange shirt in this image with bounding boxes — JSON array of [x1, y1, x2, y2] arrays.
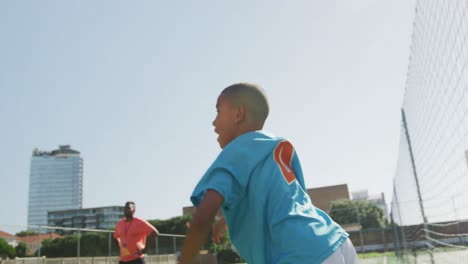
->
[[114, 217, 156, 261]]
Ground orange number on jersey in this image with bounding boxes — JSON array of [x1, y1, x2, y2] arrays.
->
[[273, 140, 296, 184]]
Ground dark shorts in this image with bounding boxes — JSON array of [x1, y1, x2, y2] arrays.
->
[[119, 257, 145, 264]]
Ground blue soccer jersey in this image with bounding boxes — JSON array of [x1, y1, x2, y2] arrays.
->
[[191, 131, 348, 264]]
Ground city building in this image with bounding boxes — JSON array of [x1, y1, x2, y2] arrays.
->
[[182, 206, 196, 216], [48, 206, 124, 233], [27, 145, 83, 229], [351, 189, 389, 219], [307, 184, 351, 213]]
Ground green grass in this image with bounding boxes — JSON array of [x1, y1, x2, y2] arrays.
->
[[358, 251, 396, 259]]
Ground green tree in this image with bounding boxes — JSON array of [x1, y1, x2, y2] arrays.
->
[[209, 230, 242, 263], [149, 215, 191, 254], [40, 235, 78, 257], [329, 200, 386, 229], [40, 232, 115, 257], [15, 231, 38, 237], [149, 215, 191, 235], [15, 242, 28, 257], [149, 215, 242, 262], [0, 238, 15, 259], [80, 232, 114, 256]]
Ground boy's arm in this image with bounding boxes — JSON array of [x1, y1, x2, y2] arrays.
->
[[178, 189, 223, 264]]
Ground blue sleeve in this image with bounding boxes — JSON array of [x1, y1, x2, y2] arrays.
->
[[190, 168, 243, 210], [292, 151, 306, 190]]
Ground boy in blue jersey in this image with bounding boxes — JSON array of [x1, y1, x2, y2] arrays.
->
[[179, 83, 358, 264]]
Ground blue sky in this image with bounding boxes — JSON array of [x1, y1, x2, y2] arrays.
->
[[0, 0, 416, 234]]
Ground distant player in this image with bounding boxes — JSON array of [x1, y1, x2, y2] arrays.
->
[[114, 201, 159, 264], [178, 83, 358, 263]]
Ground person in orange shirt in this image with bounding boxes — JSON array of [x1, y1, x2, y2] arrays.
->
[[114, 201, 159, 264]]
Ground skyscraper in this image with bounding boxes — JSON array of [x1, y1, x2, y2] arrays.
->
[[27, 145, 83, 228]]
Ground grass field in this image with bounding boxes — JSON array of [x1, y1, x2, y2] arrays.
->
[[358, 248, 468, 264]]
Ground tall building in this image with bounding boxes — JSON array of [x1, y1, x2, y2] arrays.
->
[[27, 145, 83, 228]]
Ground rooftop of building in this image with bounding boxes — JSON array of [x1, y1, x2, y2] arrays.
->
[[48, 205, 124, 214], [308, 183, 349, 191], [18, 233, 62, 243], [0, 230, 17, 239], [32, 145, 80, 157]]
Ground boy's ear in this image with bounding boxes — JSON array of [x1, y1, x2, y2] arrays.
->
[[234, 104, 246, 123]]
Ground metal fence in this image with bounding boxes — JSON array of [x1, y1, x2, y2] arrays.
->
[[0, 224, 184, 258], [0, 256, 177, 264], [392, 0, 468, 262]]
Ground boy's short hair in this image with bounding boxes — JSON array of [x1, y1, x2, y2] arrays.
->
[[221, 83, 269, 127]]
